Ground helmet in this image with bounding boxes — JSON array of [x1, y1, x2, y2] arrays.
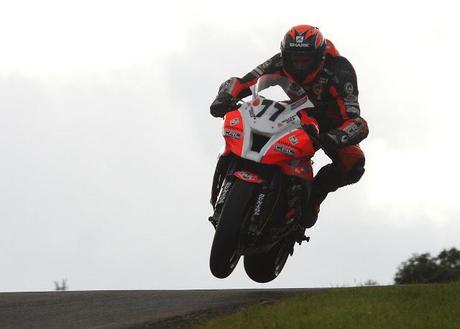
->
[[280, 25, 327, 83]]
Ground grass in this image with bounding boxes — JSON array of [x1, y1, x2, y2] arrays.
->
[[194, 281, 460, 329]]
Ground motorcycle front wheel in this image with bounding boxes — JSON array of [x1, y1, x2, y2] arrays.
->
[[210, 179, 255, 279]]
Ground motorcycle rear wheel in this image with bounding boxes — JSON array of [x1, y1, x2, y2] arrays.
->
[[210, 179, 255, 279], [244, 240, 293, 283]]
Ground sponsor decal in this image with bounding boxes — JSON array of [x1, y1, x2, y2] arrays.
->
[[217, 181, 232, 205], [295, 36, 304, 43], [289, 42, 311, 48], [240, 172, 254, 180], [230, 118, 239, 126], [344, 94, 359, 109], [290, 96, 309, 110], [344, 82, 354, 95], [274, 144, 295, 156], [345, 121, 362, 135], [345, 94, 358, 102], [249, 108, 256, 118], [234, 171, 263, 184], [224, 130, 241, 139], [289, 135, 299, 145], [253, 193, 265, 216], [278, 115, 297, 127], [253, 67, 263, 76]]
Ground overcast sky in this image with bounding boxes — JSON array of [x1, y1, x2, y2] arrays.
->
[[1, 0, 459, 292]]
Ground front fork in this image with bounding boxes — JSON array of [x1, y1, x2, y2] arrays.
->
[[209, 154, 310, 245], [209, 154, 278, 231], [210, 154, 231, 208]]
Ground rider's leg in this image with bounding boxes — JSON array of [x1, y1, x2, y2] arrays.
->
[[301, 144, 366, 228]]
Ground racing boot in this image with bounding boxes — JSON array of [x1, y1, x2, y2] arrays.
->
[[283, 181, 304, 223], [299, 174, 336, 228], [300, 195, 323, 229], [300, 161, 343, 228]]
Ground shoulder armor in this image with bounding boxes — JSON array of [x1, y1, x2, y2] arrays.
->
[[242, 53, 282, 81], [327, 56, 358, 95], [326, 55, 361, 118]]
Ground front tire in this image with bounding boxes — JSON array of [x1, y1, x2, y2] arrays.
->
[[210, 179, 255, 279], [244, 240, 294, 283]]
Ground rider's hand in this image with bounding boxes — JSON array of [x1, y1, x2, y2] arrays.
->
[[318, 129, 349, 150], [210, 92, 239, 118]]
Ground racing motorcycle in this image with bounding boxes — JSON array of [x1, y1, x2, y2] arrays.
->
[[208, 74, 319, 283]]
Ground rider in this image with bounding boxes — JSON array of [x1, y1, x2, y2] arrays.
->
[[210, 25, 369, 229]]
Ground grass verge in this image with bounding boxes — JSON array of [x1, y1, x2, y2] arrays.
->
[[194, 281, 460, 329]]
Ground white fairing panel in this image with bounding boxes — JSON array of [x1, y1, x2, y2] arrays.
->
[[239, 96, 314, 162]]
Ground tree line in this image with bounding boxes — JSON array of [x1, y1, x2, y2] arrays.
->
[[394, 247, 460, 284]]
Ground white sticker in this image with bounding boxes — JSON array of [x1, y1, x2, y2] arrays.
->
[[230, 118, 239, 126], [289, 136, 299, 145], [344, 82, 354, 95]]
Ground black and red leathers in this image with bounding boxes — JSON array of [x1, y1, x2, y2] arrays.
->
[[210, 39, 369, 228]]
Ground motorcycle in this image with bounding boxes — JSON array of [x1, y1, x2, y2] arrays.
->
[[209, 74, 319, 283]]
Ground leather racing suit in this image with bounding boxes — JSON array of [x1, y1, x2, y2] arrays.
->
[[210, 40, 369, 228]]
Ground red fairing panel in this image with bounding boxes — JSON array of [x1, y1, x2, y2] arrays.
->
[[261, 129, 315, 181], [233, 170, 263, 184], [261, 129, 315, 164], [222, 110, 244, 156]]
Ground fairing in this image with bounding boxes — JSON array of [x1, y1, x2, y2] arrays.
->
[[222, 74, 316, 181]]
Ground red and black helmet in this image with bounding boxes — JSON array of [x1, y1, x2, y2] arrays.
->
[[280, 25, 327, 83]]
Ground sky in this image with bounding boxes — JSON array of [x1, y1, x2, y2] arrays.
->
[[1, 0, 459, 292]]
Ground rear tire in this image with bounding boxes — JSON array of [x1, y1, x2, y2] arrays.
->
[[210, 179, 255, 279], [244, 240, 293, 283]]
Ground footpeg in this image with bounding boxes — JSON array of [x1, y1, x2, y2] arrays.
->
[[296, 234, 310, 245], [208, 216, 218, 228]]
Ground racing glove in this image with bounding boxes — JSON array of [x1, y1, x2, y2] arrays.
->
[[318, 129, 349, 150], [210, 92, 239, 118], [319, 117, 369, 150]]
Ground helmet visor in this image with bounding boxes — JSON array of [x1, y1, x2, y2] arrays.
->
[[289, 52, 317, 71]]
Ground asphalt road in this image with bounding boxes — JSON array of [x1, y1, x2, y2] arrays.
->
[[0, 288, 323, 329]]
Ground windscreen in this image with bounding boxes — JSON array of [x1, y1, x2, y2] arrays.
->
[[254, 74, 306, 102]]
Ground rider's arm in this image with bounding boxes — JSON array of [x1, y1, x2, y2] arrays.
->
[[298, 110, 321, 150], [210, 54, 282, 117], [320, 57, 369, 148]]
